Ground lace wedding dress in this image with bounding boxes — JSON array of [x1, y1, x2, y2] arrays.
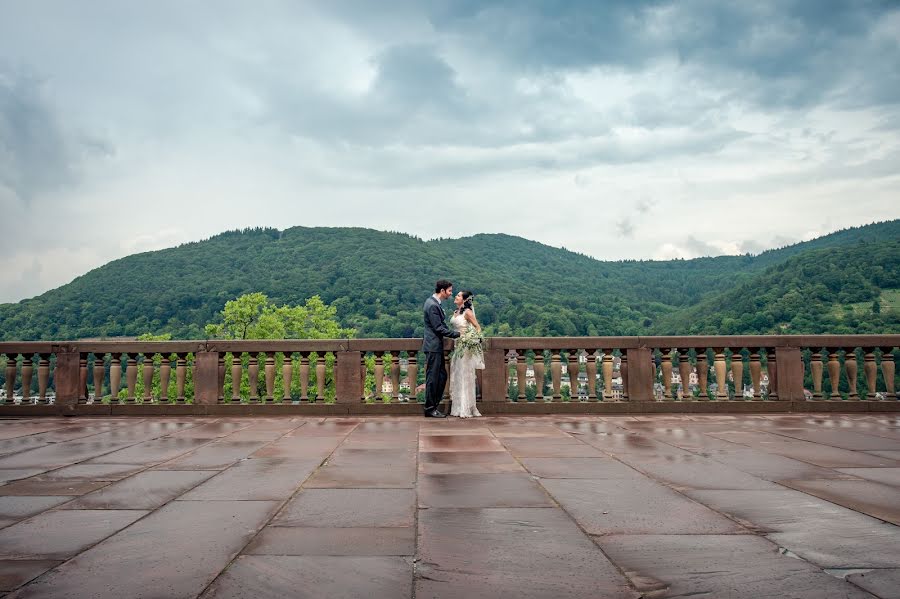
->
[[449, 313, 483, 418]]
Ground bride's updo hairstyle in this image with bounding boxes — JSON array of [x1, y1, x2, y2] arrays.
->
[[458, 290, 474, 314]]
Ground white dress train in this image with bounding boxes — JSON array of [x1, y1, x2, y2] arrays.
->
[[449, 313, 483, 418]]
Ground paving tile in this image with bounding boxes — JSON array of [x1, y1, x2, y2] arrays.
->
[[306, 448, 415, 488], [0, 560, 61, 592], [864, 450, 900, 460], [769, 428, 900, 451], [0, 509, 147, 559], [540, 478, 744, 535], [420, 435, 505, 452], [418, 451, 524, 474], [251, 435, 345, 458], [179, 458, 321, 500], [31, 463, 146, 482], [0, 496, 74, 528], [294, 422, 359, 436], [846, 569, 900, 599], [614, 453, 781, 490], [596, 534, 875, 599], [245, 526, 415, 556], [707, 448, 858, 481], [273, 489, 415, 527], [500, 437, 605, 457], [491, 426, 571, 438], [520, 457, 640, 479], [779, 479, 900, 525], [0, 440, 138, 470], [575, 432, 689, 456], [0, 480, 110, 496], [837, 467, 900, 487], [417, 508, 637, 599], [200, 556, 412, 599], [686, 489, 900, 568], [164, 421, 252, 439], [418, 473, 552, 508], [83, 437, 211, 465], [62, 470, 214, 509], [0, 438, 50, 459], [9, 500, 278, 599], [0, 470, 46, 485], [708, 432, 898, 468], [156, 441, 269, 470]]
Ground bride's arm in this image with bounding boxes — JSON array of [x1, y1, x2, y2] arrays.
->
[[464, 309, 482, 333]]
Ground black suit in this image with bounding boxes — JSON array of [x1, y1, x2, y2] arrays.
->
[[422, 296, 460, 413]]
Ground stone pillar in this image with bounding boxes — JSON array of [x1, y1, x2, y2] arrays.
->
[[193, 350, 220, 405], [775, 346, 804, 401], [390, 351, 401, 402], [731, 349, 744, 400], [282, 353, 294, 402], [533, 353, 546, 401], [602, 350, 614, 400], [20, 355, 33, 403], [713, 349, 728, 400], [678, 349, 692, 401], [54, 349, 80, 415], [231, 354, 243, 402], [749, 352, 762, 400], [142, 355, 154, 403], [625, 347, 653, 401], [516, 351, 527, 401], [335, 350, 362, 404], [160, 356, 172, 403], [697, 351, 709, 399], [661, 349, 673, 399], [480, 347, 508, 402], [864, 350, 877, 399], [550, 350, 562, 401], [567, 350, 581, 401], [585, 350, 597, 401], [881, 348, 895, 399], [264, 352, 276, 401], [38, 354, 50, 403], [827, 350, 841, 399]]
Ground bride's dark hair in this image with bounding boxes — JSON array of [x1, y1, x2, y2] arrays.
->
[[457, 290, 474, 314]]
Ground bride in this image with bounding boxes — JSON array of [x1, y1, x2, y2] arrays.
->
[[449, 290, 484, 418]]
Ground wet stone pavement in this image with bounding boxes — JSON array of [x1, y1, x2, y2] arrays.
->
[[0, 414, 898, 598]]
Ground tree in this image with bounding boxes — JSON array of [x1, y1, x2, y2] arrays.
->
[[205, 293, 355, 340]]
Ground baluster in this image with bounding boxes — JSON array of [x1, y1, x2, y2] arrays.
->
[[586, 349, 598, 401], [176, 353, 187, 402], [390, 351, 401, 402], [142, 354, 154, 403], [844, 348, 859, 400], [533, 351, 546, 401], [374, 353, 385, 399], [515, 350, 526, 401], [38, 354, 50, 403], [283, 352, 294, 402], [567, 350, 581, 401], [19, 354, 33, 404], [619, 354, 628, 399], [93, 355, 105, 403], [231, 353, 243, 402], [601, 349, 614, 400], [661, 349, 673, 399], [827, 349, 841, 399], [697, 350, 709, 399], [79, 355, 88, 402], [766, 349, 778, 400], [160, 355, 172, 402], [713, 348, 727, 400], [678, 349, 692, 401], [881, 348, 895, 399], [217, 354, 226, 401], [316, 353, 327, 402], [731, 348, 744, 400], [550, 350, 562, 401], [2, 354, 14, 403], [247, 353, 259, 402], [264, 352, 276, 402], [810, 351, 824, 399], [407, 352, 418, 403], [125, 354, 138, 403], [749, 351, 762, 400], [864, 349, 877, 399], [300, 353, 310, 401], [651, 354, 658, 387], [110, 354, 122, 402]]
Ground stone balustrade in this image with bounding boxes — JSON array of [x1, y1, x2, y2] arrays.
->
[[0, 335, 897, 415]]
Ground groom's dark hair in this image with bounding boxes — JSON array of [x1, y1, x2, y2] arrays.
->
[[435, 279, 453, 293]]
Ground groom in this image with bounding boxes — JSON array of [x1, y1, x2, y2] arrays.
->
[[422, 279, 461, 418]]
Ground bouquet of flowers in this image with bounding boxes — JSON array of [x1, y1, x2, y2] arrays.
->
[[452, 326, 484, 361]]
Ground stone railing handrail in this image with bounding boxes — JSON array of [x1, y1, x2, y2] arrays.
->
[[0, 335, 897, 414]]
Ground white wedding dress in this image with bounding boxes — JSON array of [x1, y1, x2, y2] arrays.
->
[[449, 313, 483, 418]]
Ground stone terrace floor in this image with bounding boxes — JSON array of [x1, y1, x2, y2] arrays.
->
[[0, 414, 898, 598]]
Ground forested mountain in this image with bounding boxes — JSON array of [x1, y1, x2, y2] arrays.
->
[[1, 221, 898, 340]]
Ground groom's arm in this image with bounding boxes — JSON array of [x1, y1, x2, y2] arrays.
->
[[427, 304, 460, 339]]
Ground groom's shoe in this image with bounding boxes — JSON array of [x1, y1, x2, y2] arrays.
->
[[424, 409, 447, 418]]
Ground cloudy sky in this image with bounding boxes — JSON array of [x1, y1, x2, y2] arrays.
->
[[1, 1, 899, 303]]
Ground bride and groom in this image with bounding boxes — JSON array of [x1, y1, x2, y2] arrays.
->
[[422, 279, 483, 418]]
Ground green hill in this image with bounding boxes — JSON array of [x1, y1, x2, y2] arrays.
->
[[0, 221, 898, 340]]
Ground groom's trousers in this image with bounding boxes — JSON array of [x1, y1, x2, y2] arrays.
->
[[424, 351, 448, 413]]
